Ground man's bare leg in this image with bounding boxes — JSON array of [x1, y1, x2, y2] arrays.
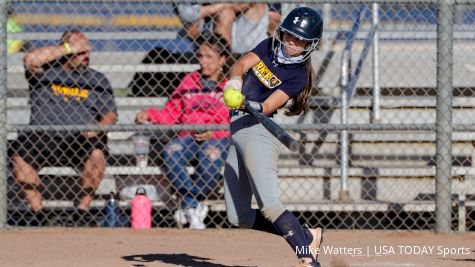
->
[[243, 4, 267, 23], [11, 155, 43, 212], [77, 149, 105, 211], [214, 7, 236, 45]]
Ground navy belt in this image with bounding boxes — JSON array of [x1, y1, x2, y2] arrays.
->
[[229, 109, 250, 117], [229, 109, 276, 118]]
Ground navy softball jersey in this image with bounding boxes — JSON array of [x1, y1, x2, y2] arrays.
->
[[241, 38, 308, 103]]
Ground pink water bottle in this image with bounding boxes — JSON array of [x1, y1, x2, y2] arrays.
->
[[131, 187, 152, 229]]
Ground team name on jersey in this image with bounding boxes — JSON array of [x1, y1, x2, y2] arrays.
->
[[252, 60, 282, 89], [51, 84, 89, 101]]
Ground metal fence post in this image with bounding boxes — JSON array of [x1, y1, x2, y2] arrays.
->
[[339, 50, 351, 201], [322, 3, 332, 52], [0, 0, 8, 229], [371, 2, 381, 123], [435, 0, 454, 233]]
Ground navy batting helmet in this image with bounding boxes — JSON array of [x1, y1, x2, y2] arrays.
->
[[272, 7, 323, 63]]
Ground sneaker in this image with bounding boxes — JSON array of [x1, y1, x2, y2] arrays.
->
[[173, 208, 188, 225], [185, 207, 205, 230], [308, 227, 324, 261], [196, 202, 209, 224]]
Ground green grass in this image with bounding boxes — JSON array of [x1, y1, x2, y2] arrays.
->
[[113, 88, 131, 97]]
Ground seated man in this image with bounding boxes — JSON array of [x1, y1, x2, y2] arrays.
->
[[10, 30, 118, 226]]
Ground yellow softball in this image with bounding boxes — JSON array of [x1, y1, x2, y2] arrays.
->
[[223, 89, 244, 109]]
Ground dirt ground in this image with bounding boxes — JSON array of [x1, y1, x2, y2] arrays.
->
[[0, 228, 474, 267]]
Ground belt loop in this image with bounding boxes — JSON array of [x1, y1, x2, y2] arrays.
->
[[229, 109, 241, 117], [229, 109, 251, 117]]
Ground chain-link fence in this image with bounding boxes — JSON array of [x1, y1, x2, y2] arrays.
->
[[1, 0, 474, 231]]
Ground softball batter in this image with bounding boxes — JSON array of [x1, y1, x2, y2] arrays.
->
[[222, 7, 324, 267]]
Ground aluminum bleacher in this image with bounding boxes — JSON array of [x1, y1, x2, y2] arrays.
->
[[7, 39, 475, 93], [6, 96, 475, 214], [7, 2, 475, 92]]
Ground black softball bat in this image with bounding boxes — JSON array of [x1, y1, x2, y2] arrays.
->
[[244, 100, 301, 152]]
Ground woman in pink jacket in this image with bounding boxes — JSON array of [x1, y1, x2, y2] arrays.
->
[[136, 33, 230, 229]]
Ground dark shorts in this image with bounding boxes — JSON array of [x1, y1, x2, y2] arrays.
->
[[9, 132, 108, 170], [269, 3, 281, 13]]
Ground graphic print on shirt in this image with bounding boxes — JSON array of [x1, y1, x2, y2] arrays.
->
[[182, 87, 224, 111], [252, 60, 282, 89], [51, 83, 89, 101]]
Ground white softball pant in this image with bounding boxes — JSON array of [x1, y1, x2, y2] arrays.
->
[[224, 112, 286, 227]]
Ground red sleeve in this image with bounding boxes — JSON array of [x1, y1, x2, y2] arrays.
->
[[212, 130, 230, 139], [145, 81, 187, 124]]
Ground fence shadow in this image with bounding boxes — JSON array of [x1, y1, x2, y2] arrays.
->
[[443, 258, 475, 263], [122, 253, 255, 267]]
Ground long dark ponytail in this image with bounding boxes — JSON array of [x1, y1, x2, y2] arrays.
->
[[285, 60, 314, 116]]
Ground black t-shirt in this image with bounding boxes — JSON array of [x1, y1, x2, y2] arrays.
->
[[26, 65, 117, 125], [241, 38, 308, 103]]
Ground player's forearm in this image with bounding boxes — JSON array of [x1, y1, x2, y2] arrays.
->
[[229, 52, 259, 79], [261, 90, 291, 115], [229, 61, 246, 79], [24, 45, 70, 70]]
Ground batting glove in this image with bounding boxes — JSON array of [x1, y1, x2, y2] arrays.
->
[[223, 76, 243, 92]]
